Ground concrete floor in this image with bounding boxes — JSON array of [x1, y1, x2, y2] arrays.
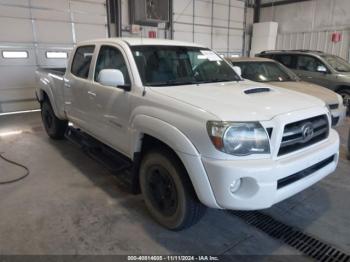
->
[[0, 112, 349, 256]]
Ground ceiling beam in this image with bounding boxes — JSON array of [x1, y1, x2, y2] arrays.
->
[[261, 0, 312, 8]]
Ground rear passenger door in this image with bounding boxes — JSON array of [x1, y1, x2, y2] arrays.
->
[[65, 45, 95, 130], [294, 55, 333, 88]]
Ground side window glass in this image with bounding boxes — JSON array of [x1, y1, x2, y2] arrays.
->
[[297, 55, 324, 72], [275, 55, 293, 68], [94, 46, 130, 84], [71, 45, 95, 79]]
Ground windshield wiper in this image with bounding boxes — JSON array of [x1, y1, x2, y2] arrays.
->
[[147, 79, 198, 87], [197, 79, 237, 84]]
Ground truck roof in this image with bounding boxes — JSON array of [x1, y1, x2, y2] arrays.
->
[[258, 49, 326, 55], [226, 57, 274, 62], [78, 37, 206, 48]]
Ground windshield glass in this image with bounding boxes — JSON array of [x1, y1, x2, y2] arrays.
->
[[131, 45, 240, 86], [321, 55, 350, 72], [231, 61, 297, 82]]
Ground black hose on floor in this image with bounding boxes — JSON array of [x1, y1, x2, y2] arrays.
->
[[0, 153, 30, 185]]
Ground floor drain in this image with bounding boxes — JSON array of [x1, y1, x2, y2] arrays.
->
[[231, 211, 350, 262]]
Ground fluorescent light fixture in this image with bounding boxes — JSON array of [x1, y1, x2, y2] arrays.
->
[[46, 51, 68, 59], [0, 130, 23, 137], [2, 51, 28, 58], [231, 54, 240, 58], [0, 109, 40, 116]]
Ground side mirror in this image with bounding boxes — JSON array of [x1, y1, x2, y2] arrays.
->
[[233, 66, 242, 77], [317, 65, 327, 73], [97, 69, 130, 91]]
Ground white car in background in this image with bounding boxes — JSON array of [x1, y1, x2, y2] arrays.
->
[[36, 38, 339, 230]]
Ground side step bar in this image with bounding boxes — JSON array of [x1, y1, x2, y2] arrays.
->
[[65, 127, 140, 194]]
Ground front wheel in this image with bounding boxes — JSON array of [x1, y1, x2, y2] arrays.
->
[[41, 100, 68, 139], [339, 90, 350, 116], [139, 148, 206, 230]]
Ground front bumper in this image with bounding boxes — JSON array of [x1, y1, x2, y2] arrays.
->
[[201, 129, 339, 210]]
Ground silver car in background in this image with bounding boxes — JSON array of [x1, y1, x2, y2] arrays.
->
[[256, 50, 350, 115], [227, 57, 346, 127]]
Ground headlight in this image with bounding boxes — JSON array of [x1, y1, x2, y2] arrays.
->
[[207, 121, 270, 156]]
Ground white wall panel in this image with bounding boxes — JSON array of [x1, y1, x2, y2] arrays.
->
[[35, 21, 74, 44], [194, 25, 211, 48], [31, 9, 71, 21], [75, 24, 107, 42], [0, 6, 30, 18], [0, 0, 29, 5], [0, 0, 107, 113], [31, 0, 69, 10], [173, 23, 193, 42], [0, 18, 33, 42], [70, 1, 106, 15], [173, 0, 245, 56]]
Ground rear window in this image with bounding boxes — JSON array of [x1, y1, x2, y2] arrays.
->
[[71, 45, 95, 79], [274, 54, 294, 68]]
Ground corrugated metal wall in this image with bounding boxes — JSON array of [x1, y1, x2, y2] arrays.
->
[[172, 0, 246, 56], [276, 30, 350, 60], [261, 0, 350, 60], [0, 0, 108, 113]]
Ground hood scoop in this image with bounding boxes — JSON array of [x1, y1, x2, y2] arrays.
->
[[244, 87, 272, 94]]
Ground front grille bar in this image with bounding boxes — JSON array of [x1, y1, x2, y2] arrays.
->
[[277, 155, 335, 189]]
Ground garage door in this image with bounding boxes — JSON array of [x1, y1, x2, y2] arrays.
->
[[173, 0, 245, 57], [0, 0, 108, 113]]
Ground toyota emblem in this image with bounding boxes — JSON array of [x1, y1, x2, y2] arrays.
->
[[301, 122, 314, 142]]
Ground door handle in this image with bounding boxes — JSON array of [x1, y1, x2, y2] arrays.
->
[[88, 91, 96, 97]]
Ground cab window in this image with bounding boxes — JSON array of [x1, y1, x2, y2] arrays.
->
[[94, 45, 130, 84], [296, 55, 326, 72], [274, 54, 295, 68], [71, 45, 95, 79]]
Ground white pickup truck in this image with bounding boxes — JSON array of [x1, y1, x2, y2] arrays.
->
[[36, 38, 339, 230]]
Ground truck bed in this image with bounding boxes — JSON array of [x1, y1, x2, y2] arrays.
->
[[37, 67, 66, 76]]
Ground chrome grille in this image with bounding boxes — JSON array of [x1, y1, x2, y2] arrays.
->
[[278, 115, 329, 156]]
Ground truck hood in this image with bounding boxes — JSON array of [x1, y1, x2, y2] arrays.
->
[[149, 80, 325, 121], [269, 81, 339, 106]]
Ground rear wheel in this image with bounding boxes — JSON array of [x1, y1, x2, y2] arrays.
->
[[338, 89, 350, 116], [41, 100, 68, 139], [139, 148, 206, 230]]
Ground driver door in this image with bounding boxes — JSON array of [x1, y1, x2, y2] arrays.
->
[[87, 45, 132, 156]]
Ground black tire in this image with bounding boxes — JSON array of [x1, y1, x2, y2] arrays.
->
[[139, 148, 206, 230], [41, 100, 68, 139], [338, 89, 350, 116]]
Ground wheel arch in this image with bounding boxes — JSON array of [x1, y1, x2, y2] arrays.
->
[[130, 115, 219, 208], [37, 88, 65, 120]]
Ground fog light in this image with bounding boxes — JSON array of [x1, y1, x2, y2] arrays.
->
[[230, 179, 242, 194]]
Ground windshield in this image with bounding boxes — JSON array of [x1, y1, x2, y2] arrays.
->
[[131, 45, 240, 86], [321, 55, 350, 72], [231, 61, 298, 82]]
